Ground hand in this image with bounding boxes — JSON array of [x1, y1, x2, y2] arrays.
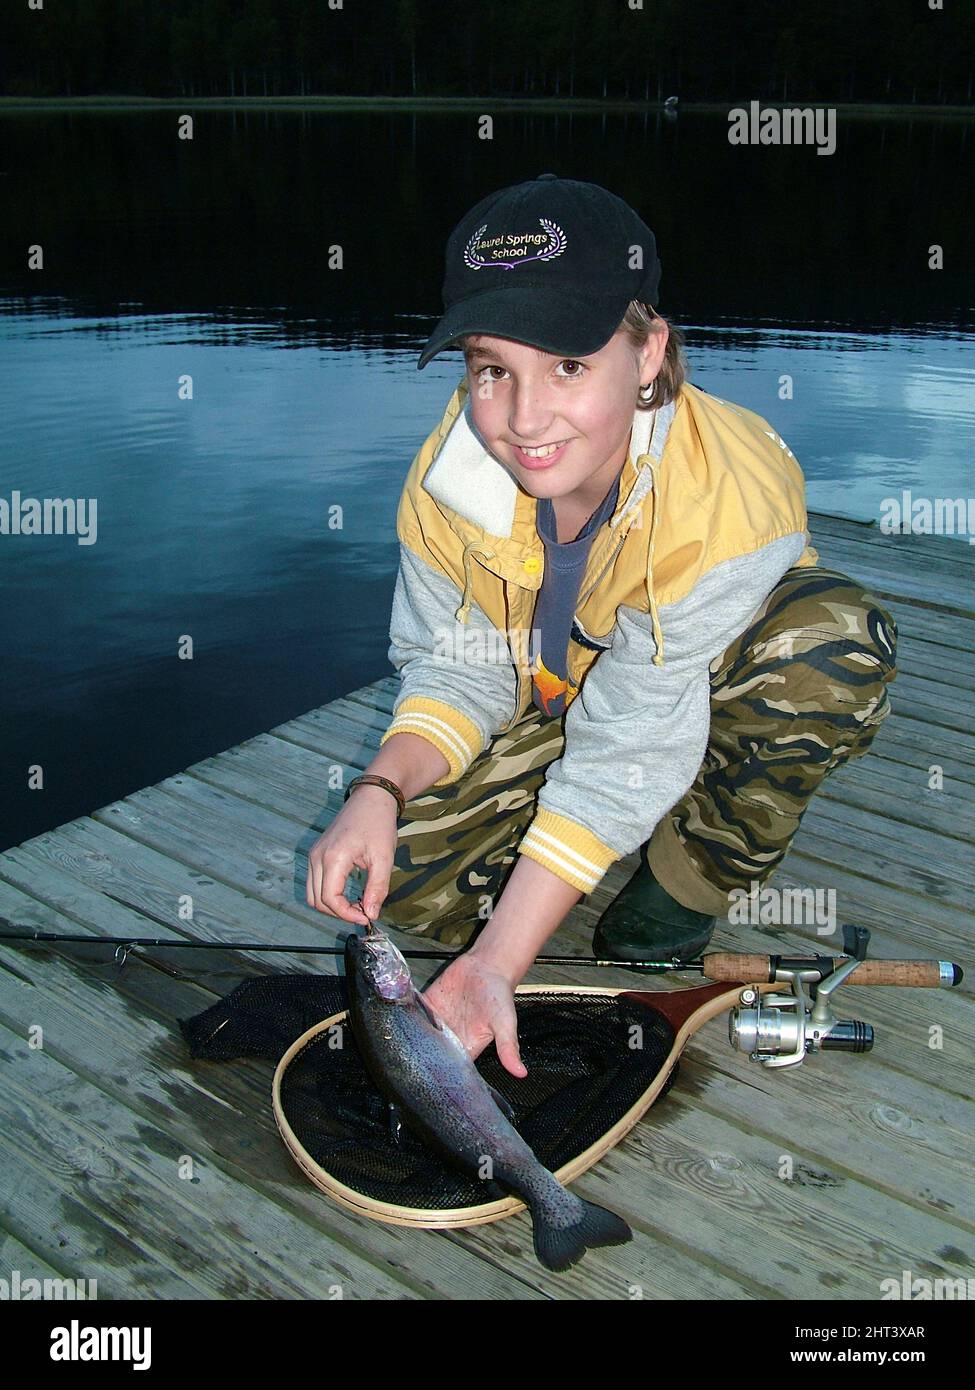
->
[[422, 950, 527, 1079], [306, 786, 398, 925]]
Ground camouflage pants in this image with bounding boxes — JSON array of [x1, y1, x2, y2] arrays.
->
[[376, 567, 898, 945]]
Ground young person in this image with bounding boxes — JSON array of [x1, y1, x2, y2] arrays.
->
[[306, 175, 897, 1077]]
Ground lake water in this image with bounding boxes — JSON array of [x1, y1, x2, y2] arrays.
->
[[1, 108, 973, 851]]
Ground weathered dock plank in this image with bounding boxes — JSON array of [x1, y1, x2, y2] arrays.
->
[[0, 515, 972, 1299], [0, 886, 550, 1300]]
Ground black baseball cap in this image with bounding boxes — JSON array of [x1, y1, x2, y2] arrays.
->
[[417, 174, 662, 370]]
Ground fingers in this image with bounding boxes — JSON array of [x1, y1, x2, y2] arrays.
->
[[494, 1019, 528, 1079], [304, 840, 362, 924], [425, 961, 527, 1079], [319, 855, 370, 924], [306, 839, 393, 927], [362, 856, 392, 920], [305, 846, 325, 911]]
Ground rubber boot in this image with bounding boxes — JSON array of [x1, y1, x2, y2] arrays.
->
[[593, 856, 716, 964]]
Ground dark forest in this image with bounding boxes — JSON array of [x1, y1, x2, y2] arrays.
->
[[2, 0, 972, 105]]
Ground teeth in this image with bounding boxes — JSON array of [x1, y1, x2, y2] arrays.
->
[[521, 441, 566, 458]]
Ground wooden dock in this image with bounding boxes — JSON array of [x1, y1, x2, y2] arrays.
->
[[1, 510, 972, 1300]]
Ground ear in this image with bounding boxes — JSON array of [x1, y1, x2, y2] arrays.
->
[[640, 318, 669, 383]]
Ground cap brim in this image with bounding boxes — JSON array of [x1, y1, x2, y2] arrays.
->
[[416, 286, 631, 370]]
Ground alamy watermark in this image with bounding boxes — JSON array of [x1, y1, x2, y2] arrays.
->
[[50, 1320, 150, 1370], [879, 490, 975, 544], [728, 880, 837, 935], [433, 625, 540, 665], [1, 1269, 97, 1299], [0, 490, 97, 545], [728, 101, 836, 156], [881, 1269, 974, 1300]]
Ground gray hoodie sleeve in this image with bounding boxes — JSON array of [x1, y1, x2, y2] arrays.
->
[[380, 542, 519, 785], [517, 533, 807, 893]]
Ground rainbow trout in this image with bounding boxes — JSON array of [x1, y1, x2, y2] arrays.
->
[[344, 927, 632, 1271]]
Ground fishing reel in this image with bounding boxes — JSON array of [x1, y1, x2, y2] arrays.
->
[[728, 925, 875, 1069]]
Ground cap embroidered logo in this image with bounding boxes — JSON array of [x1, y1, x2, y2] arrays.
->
[[463, 220, 569, 272]]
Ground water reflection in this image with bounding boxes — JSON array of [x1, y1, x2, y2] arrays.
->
[[1, 107, 972, 849]]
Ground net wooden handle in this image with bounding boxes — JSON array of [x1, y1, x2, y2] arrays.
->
[[704, 953, 953, 987]]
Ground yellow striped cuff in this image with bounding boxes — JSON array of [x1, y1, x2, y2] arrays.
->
[[380, 696, 485, 786], [517, 808, 621, 894]]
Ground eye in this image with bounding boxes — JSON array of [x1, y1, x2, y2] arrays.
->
[[475, 365, 508, 382], [556, 360, 586, 378]]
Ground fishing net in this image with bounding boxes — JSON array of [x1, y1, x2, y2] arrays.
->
[[181, 972, 678, 1216]]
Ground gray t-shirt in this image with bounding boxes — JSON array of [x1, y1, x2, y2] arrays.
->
[[530, 471, 622, 718]]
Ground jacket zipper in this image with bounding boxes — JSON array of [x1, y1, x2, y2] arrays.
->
[[499, 582, 530, 733], [498, 524, 633, 732], [575, 529, 628, 611], [499, 468, 655, 731]]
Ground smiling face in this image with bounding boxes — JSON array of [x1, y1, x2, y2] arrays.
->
[[463, 323, 668, 514]]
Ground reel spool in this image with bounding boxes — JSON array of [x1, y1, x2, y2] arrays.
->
[[728, 956, 875, 1067]]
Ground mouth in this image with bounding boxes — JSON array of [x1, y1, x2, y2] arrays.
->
[[511, 438, 572, 470]]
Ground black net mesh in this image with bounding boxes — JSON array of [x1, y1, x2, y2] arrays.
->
[[181, 974, 678, 1212]]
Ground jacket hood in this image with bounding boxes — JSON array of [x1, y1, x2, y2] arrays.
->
[[405, 375, 813, 669], [418, 375, 678, 656], [421, 376, 672, 548]]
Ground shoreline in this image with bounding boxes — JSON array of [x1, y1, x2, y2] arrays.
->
[[0, 95, 973, 117]]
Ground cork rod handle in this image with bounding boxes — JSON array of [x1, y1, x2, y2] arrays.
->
[[704, 953, 960, 988]]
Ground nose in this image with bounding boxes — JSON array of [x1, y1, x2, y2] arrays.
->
[[507, 379, 559, 444]]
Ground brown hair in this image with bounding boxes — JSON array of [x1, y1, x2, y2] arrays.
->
[[619, 301, 687, 410]]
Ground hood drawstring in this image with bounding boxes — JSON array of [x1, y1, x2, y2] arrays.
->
[[453, 448, 663, 658], [596, 450, 665, 665], [455, 543, 497, 623], [644, 457, 665, 667]]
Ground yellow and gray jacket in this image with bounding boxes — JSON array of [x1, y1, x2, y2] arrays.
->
[[380, 375, 819, 895]]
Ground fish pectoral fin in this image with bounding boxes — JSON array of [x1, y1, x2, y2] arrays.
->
[[485, 1082, 518, 1125], [413, 988, 445, 1032]]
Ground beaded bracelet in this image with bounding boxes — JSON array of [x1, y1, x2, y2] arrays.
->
[[343, 774, 406, 819]]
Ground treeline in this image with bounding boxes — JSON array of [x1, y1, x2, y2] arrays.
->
[[2, 0, 972, 105]]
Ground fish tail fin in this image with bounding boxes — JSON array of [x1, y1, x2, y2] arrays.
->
[[531, 1197, 632, 1273]]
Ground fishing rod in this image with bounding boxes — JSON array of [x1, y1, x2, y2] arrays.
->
[[0, 924, 692, 973], [1, 913, 963, 1067], [0, 918, 962, 986]]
